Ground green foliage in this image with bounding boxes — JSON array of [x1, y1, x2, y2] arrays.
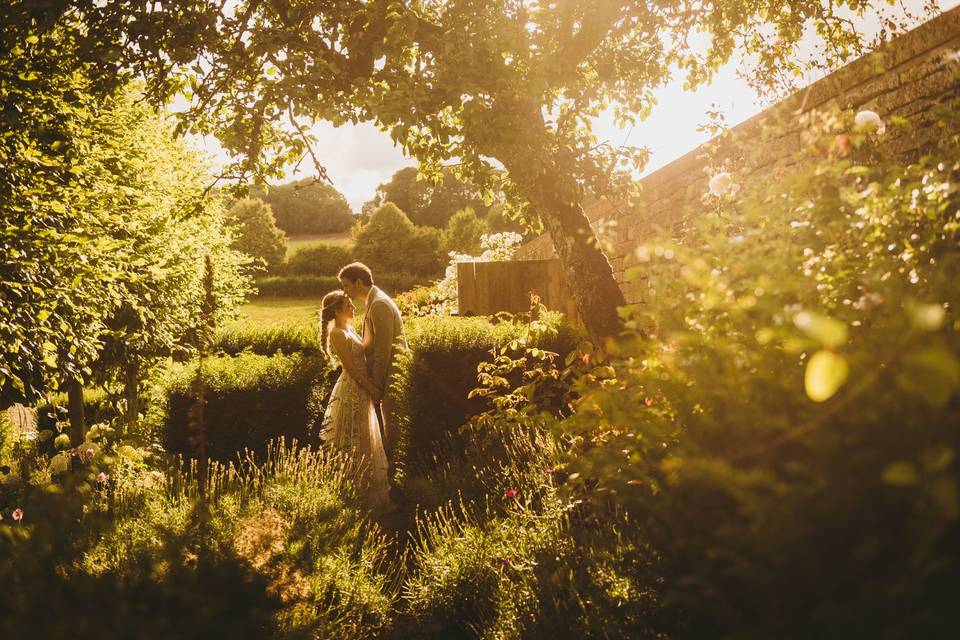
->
[[0, 38, 252, 405], [253, 179, 356, 235], [440, 207, 489, 256], [389, 314, 581, 498], [152, 354, 332, 462], [353, 203, 443, 277], [0, 441, 392, 638], [539, 109, 960, 638], [255, 275, 342, 298], [212, 321, 322, 357], [283, 242, 353, 277], [226, 198, 288, 271], [363, 166, 492, 228]]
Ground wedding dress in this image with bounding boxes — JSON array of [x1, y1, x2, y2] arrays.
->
[[319, 327, 390, 507]]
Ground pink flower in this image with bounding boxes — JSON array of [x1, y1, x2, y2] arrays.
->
[[12, 508, 23, 522], [505, 488, 519, 499], [96, 472, 109, 484]]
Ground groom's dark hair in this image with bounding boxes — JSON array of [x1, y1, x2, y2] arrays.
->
[[338, 262, 373, 287]]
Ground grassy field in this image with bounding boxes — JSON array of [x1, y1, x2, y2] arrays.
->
[[286, 232, 352, 255], [235, 296, 324, 325], [235, 295, 367, 327]]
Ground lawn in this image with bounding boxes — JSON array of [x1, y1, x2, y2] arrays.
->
[[235, 296, 324, 325], [235, 295, 367, 327], [286, 232, 353, 255]]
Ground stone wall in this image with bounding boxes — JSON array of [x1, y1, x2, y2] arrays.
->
[[515, 7, 960, 304]]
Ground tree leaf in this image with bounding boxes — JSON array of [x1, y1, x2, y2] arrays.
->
[[794, 311, 847, 348], [804, 350, 848, 402]]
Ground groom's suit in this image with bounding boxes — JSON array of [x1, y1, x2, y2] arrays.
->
[[362, 285, 407, 456]]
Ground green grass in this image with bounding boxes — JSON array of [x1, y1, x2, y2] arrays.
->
[[236, 295, 367, 327], [236, 297, 324, 325], [285, 232, 352, 255]]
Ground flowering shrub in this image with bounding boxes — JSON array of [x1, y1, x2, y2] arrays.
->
[[549, 106, 960, 637]]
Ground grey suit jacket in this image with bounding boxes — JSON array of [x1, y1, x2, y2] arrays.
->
[[363, 286, 407, 391]]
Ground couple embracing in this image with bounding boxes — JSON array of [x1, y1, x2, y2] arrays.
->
[[318, 262, 405, 509]]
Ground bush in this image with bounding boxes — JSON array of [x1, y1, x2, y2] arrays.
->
[[389, 314, 581, 497], [548, 108, 960, 638], [212, 321, 321, 356], [252, 179, 356, 235], [254, 275, 341, 298], [354, 203, 443, 277], [283, 243, 353, 276], [153, 353, 333, 462], [226, 198, 287, 271]]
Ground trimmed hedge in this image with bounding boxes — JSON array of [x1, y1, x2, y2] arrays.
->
[[155, 353, 334, 462], [389, 314, 581, 493], [212, 321, 321, 356], [254, 275, 340, 298], [254, 273, 430, 299]]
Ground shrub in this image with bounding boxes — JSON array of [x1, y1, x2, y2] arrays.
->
[[226, 198, 287, 271], [283, 242, 353, 276], [212, 321, 321, 356], [389, 314, 581, 497], [549, 108, 960, 638], [255, 275, 341, 298], [153, 353, 333, 462], [354, 203, 443, 277]]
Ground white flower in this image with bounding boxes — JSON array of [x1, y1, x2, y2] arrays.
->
[[708, 172, 737, 197], [854, 110, 885, 135]]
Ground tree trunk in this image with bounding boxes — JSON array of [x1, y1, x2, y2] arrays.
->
[[123, 360, 140, 431], [68, 379, 85, 446]]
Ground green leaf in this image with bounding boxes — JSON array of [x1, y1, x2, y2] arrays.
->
[[898, 346, 960, 408], [794, 311, 847, 348], [882, 462, 919, 486], [911, 304, 946, 331], [804, 350, 848, 402]]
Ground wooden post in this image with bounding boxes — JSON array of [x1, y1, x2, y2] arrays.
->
[[67, 379, 85, 446]]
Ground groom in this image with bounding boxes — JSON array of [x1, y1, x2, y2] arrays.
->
[[338, 262, 407, 458]]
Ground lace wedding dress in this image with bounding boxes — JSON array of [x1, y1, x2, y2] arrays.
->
[[320, 328, 390, 507]]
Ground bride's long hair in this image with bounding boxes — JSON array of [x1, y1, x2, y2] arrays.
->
[[319, 290, 349, 356]]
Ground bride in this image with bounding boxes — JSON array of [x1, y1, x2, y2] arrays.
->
[[317, 290, 390, 508]]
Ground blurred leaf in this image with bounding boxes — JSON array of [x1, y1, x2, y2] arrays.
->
[[882, 462, 919, 486], [911, 304, 946, 331], [804, 350, 848, 402], [898, 346, 960, 408], [794, 311, 847, 348]]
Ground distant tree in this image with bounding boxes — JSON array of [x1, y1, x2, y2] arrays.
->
[[226, 198, 287, 271], [440, 208, 489, 257], [253, 179, 355, 235], [353, 203, 442, 277], [363, 167, 489, 229]]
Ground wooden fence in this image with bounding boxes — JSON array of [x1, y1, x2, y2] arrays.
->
[[457, 259, 577, 319]]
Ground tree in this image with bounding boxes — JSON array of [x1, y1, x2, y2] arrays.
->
[[0, 10, 252, 426], [225, 198, 287, 271], [36, 0, 908, 339], [363, 166, 489, 228], [440, 207, 489, 256], [353, 203, 442, 277], [252, 179, 355, 235]]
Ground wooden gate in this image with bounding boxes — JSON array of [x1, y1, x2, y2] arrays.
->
[[457, 259, 577, 319]]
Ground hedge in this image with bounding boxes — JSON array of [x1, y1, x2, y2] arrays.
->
[[282, 243, 353, 277], [212, 321, 322, 356], [255, 273, 430, 298], [154, 353, 334, 462], [389, 314, 581, 495]]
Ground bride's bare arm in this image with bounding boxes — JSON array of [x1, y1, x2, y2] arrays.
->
[[330, 329, 379, 397]]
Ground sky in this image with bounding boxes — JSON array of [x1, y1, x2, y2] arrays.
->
[[192, 0, 957, 212]]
